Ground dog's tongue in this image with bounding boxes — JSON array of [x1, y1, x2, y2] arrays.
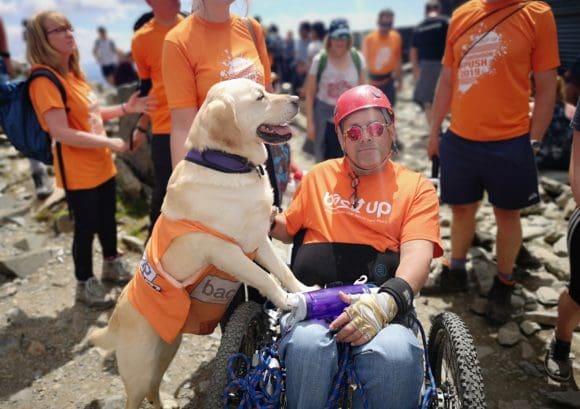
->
[[259, 124, 290, 135]]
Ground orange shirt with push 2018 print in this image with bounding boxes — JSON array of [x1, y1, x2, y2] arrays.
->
[[29, 65, 116, 190], [162, 14, 271, 110], [442, 0, 560, 142], [362, 30, 402, 77], [284, 159, 443, 258], [132, 15, 184, 134]]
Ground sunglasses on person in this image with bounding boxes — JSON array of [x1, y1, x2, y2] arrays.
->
[[379, 21, 393, 29], [343, 120, 391, 141], [46, 25, 74, 35], [331, 33, 351, 41]]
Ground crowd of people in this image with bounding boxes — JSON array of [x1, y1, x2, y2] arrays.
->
[[0, 0, 579, 406]]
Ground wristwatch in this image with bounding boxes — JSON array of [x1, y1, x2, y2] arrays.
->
[[530, 139, 541, 153]]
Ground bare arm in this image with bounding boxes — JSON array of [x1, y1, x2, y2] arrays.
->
[[427, 65, 453, 158], [44, 108, 127, 152], [530, 69, 557, 143], [394, 239, 434, 294], [409, 47, 419, 82], [269, 213, 294, 244], [100, 91, 152, 121], [170, 107, 197, 168]]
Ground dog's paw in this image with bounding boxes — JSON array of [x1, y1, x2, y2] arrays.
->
[[283, 292, 302, 310]]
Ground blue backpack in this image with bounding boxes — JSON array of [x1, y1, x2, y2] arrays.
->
[[0, 69, 66, 165]]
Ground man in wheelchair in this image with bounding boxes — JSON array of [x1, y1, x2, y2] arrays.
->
[[270, 85, 443, 409]]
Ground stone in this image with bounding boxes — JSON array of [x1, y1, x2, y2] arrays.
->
[[0, 203, 31, 222], [498, 322, 522, 347], [520, 320, 541, 336], [54, 214, 74, 234], [553, 236, 568, 257], [544, 391, 580, 408], [523, 310, 558, 327], [476, 344, 494, 360], [0, 336, 20, 355], [13, 235, 46, 252], [27, 339, 46, 356], [545, 257, 570, 281], [6, 306, 27, 326], [470, 298, 488, 316], [519, 341, 535, 360], [121, 235, 144, 253], [536, 286, 561, 306], [0, 248, 57, 278], [540, 176, 564, 197], [519, 361, 543, 378], [522, 225, 548, 241]]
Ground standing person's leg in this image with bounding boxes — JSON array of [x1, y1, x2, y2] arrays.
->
[[279, 320, 338, 409], [351, 322, 423, 409], [96, 177, 132, 284], [313, 99, 333, 163], [545, 208, 580, 381], [149, 134, 172, 235], [66, 186, 114, 308], [483, 134, 540, 324], [379, 79, 396, 106]]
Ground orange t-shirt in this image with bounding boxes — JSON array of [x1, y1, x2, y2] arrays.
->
[[128, 214, 257, 344], [442, 0, 560, 141], [362, 30, 402, 78], [162, 14, 272, 110], [132, 15, 184, 134], [284, 159, 443, 258], [29, 65, 116, 190]]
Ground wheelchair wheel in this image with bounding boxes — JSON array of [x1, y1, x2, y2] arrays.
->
[[428, 312, 486, 409], [206, 301, 271, 409]]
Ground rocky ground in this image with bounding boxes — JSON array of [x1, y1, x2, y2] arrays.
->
[[0, 79, 579, 409]]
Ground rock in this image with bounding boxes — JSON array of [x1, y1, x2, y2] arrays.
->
[[498, 322, 522, 347], [120, 235, 145, 253], [520, 320, 541, 336], [0, 248, 57, 278], [101, 395, 125, 409], [564, 197, 577, 219], [476, 344, 494, 360], [519, 361, 544, 378], [0, 336, 20, 355], [13, 235, 47, 252], [520, 202, 543, 216], [27, 340, 46, 356], [553, 236, 568, 257], [545, 257, 570, 281], [519, 341, 535, 360], [6, 306, 27, 325], [523, 310, 558, 327], [540, 176, 564, 197], [498, 399, 534, 409], [544, 391, 580, 408], [9, 387, 33, 404], [55, 214, 74, 234], [536, 286, 561, 306], [471, 255, 496, 295], [522, 225, 548, 241], [0, 203, 31, 221], [470, 298, 488, 316], [555, 186, 573, 209], [114, 158, 145, 200]]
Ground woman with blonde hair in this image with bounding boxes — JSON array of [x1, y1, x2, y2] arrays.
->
[[304, 18, 366, 162], [26, 11, 151, 308]]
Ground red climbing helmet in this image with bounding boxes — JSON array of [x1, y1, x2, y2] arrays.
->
[[334, 85, 394, 127]]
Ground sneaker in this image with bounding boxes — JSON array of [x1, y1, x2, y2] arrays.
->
[[485, 276, 514, 325], [101, 256, 133, 284], [32, 171, 54, 200], [421, 265, 468, 295], [75, 277, 115, 309], [515, 245, 542, 270], [544, 338, 572, 382]]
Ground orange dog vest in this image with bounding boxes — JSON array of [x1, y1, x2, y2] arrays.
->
[[127, 214, 255, 343]]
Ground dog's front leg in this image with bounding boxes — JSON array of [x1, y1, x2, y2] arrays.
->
[[209, 241, 299, 310], [253, 239, 318, 294]]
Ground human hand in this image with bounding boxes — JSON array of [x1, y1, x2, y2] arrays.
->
[[329, 291, 398, 346], [108, 137, 129, 153], [125, 91, 157, 115]]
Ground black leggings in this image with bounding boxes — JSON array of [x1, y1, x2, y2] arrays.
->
[[150, 134, 172, 234], [66, 177, 118, 281], [568, 208, 580, 305]]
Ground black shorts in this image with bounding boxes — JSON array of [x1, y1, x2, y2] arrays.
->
[[101, 64, 117, 78], [439, 130, 540, 210], [568, 208, 580, 305]]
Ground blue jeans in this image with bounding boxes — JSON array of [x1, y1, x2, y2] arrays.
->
[[279, 317, 424, 409]]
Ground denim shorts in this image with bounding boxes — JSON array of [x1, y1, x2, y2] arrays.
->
[[439, 130, 540, 210]]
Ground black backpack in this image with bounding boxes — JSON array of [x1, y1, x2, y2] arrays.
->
[[0, 69, 66, 166]]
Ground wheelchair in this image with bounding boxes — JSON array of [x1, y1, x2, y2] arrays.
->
[[206, 237, 486, 409]]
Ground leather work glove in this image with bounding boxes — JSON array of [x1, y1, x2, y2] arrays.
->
[[344, 292, 399, 340]]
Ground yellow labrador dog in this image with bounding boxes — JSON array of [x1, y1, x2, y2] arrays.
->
[[89, 79, 313, 409]]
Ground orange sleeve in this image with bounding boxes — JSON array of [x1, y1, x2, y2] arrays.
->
[[132, 32, 150, 80], [162, 36, 198, 109], [400, 176, 443, 257], [29, 76, 66, 131], [250, 17, 272, 88], [531, 7, 560, 72]]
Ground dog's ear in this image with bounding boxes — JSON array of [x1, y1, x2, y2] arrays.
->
[[201, 95, 241, 148]]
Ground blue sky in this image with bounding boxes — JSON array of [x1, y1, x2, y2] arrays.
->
[[1, 0, 427, 81]]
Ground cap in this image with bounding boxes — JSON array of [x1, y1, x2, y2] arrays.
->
[[328, 18, 350, 38]]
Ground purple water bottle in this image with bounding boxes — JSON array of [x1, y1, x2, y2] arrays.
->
[[286, 284, 370, 328]]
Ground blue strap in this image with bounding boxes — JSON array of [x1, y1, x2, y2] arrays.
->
[[324, 343, 369, 409]]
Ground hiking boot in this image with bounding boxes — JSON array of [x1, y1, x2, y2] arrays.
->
[[485, 276, 514, 325], [101, 256, 133, 284], [75, 277, 115, 309], [421, 265, 468, 295], [544, 337, 572, 382], [515, 245, 542, 270], [32, 171, 53, 200]]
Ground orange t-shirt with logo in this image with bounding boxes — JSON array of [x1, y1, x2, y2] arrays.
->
[[442, 0, 560, 141], [128, 214, 258, 344], [29, 65, 116, 190], [163, 14, 271, 110], [284, 159, 443, 257], [362, 30, 402, 78], [132, 15, 184, 134]]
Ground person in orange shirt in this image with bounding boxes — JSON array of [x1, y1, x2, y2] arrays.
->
[[26, 11, 151, 309], [270, 85, 442, 409], [131, 0, 184, 235], [425, 0, 559, 325], [362, 9, 403, 106]]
